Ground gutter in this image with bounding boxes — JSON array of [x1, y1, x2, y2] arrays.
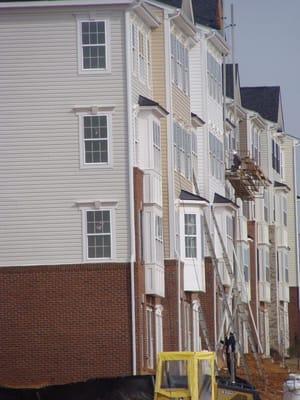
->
[[125, 9, 137, 375]]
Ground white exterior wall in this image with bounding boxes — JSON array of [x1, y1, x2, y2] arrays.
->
[[0, 6, 130, 265]]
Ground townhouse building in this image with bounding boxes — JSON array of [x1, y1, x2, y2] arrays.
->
[[0, 0, 173, 387], [225, 64, 267, 355], [281, 134, 300, 353], [0, 0, 299, 391], [240, 86, 293, 356]]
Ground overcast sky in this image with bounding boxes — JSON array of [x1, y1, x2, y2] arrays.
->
[[223, 0, 300, 194]]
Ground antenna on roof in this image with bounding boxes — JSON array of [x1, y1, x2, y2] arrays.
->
[[231, 3, 238, 153]]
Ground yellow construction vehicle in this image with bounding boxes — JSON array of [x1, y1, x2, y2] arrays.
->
[[154, 351, 260, 400]]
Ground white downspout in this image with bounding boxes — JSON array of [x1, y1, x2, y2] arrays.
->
[[125, 9, 137, 375], [165, 9, 182, 350]]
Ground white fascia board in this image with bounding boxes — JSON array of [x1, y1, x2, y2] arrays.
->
[[177, 200, 209, 208], [0, 0, 133, 8], [204, 29, 229, 56], [135, 4, 161, 28]]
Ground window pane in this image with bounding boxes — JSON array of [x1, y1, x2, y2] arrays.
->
[[185, 214, 196, 235], [185, 237, 197, 258]]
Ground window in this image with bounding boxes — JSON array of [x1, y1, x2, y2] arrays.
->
[[265, 248, 270, 283], [209, 133, 224, 181], [264, 189, 269, 223], [282, 196, 287, 226], [146, 307, 154, 369], [81, 114, 110, 165], [251, 126, 260, 164], [184, 132, 191, 180], [243, 245, 250, 282], [131, 23, 137, 74], [200, 215, 205, 260], [192, 302, 201, 351], [138, 30, 147, 82], [86, 210, 111, 259], [171, 34, 189, 94], [284, 253, 289, 284], [80, 20, 107, 71], [207, 52, 222, 104], [155, 215, 163, 266], [272, 139, 281, 174], [155, 306, 163, 354], [183, 302, 192, 351], [173, 123, 192, 180], [153, 121, 161, 172], [192, 133, 198, 177], [131, 23, 151, 85], [185, 214, 197, 258]]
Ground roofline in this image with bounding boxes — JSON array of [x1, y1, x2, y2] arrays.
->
[[205, 30, 229, 56], [0, 0, 134, 8]]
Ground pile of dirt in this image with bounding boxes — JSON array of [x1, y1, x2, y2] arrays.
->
[[236, 354, 294, 400]]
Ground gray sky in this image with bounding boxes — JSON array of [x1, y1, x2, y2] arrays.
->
[[223, 0, 300, 195]]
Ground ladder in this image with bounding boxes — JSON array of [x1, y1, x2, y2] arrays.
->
[[202, 211, 252, 383], [208, 207, 266, 383]]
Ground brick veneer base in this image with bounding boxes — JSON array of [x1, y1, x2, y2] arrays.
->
[[289, 287, 300, 348], [0, 263, 132, 388]]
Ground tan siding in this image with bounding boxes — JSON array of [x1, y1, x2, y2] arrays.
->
[[172, 85, 191, 124]]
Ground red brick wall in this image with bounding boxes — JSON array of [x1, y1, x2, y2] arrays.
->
[[199, 258, 215, 349], [0, 263, 132, 388], [163, 259, 183, 351], [289, 287, 300, 348]]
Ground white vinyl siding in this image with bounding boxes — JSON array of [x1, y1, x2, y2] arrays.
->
[[0, 7, 129, 266]]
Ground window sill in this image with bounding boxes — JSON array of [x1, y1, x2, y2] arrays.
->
[[80, 163, 112, 170]]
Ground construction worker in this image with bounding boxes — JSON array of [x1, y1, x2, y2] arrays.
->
[[225, 332, 237, 383], [231, 150, 241, 172]]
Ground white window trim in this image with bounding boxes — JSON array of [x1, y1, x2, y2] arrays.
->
[[192, 301, 201, 351], [78, 112, 113, 169], [155, 305, 163, 354], [81, 205, 116, 262], [77, 18, 111, 75], [146, 306, 154, 369]]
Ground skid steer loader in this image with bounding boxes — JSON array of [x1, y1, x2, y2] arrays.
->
[[154, 351, 260, 400]]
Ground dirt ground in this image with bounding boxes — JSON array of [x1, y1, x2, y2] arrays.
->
[[235, 355, 300, 400]]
